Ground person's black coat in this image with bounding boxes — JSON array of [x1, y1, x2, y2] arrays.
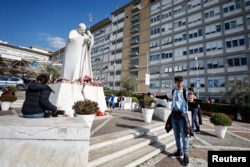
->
[[22, 82, 57, 115]]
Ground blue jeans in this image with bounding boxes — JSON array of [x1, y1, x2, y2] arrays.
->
[[171, 116, 189, 154], [191, 108, 199, 130], [23, 113, 44, 118]]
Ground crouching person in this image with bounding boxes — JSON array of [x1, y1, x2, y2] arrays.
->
[[22, 74, 63, 118]]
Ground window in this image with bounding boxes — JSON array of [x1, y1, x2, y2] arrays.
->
[[246, 0, 250, 7], [163, 65, 173, 73], [224, 17, 243, 30], [130, 59, 139, 66], [227, 56, 247, 67], [247, 15, 250, 26], [174, 63, 188, 72], [173, 4, 186, 16], [151, 27, 161, 36], [189, 28, 202, 39], [151, 1, 160, 12], [162, 23, 173, 33], [225, 36, 245, 48], [150, 81, 160, 89], [223, 0, 241, 14], [173, 18, 186, 28], [150, 66, 160, 74], [161, 80, 173, 88], [161, 51, 173, 59], [189, 60, 204, 71], [189, 44, 204, 55], [206, 40, 222, 52], [204, 6, 220, 19], [205, 23, 221, 35], [150, 14, 161, 23], [207, 58, 224, 69], [162, 0, 171, 6], [188, 13, 202, 24], [161, 36, 173, 45], [174, 33, 187, 42], [208, 78, 225, 87], [187, 0, 201, 10], [150, 53, 160, 61], [130, 71, 138, 77], [161, 9, 172, 20], [131, 47, 139, 54], [131, 35, 140, 43], [150, 40, 160, 48], [174, 47, 187, 57]]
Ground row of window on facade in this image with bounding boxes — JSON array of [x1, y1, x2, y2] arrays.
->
[[151, 15, 249, 38], [93, 56, 247, 80], [151, 0, 243, 18], [150, 56, 247, 74], [92, 0, 248, 50], [149, 75, 247, 89]]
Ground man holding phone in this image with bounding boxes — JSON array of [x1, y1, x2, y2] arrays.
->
[[187, 87, 201, 133]]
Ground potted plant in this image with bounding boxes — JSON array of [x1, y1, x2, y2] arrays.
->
[[142, 96, 156, 123], [0, 94, 17, 111], [72, 99, 99, 128], [210, 112, 232, 139], [132, 96, 139, 110]]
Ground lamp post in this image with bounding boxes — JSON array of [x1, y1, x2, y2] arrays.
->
[[145, 51, 150, 93], [195, 57, 199, 99], [113, 62, 116, 90]]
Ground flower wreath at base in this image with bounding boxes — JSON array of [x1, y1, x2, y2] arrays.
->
[[81, 75, 102, 87]]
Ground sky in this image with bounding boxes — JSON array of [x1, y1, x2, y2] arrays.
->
[[0, 0, 129, 51]]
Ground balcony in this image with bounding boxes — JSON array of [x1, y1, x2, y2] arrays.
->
[[131, 5, 141, 13], [130, 39, 139, 45], [130, 15, 140, 23], [129, 51, 139, 57], [129, 64, 139, 69], [130, 27, 140, 34]]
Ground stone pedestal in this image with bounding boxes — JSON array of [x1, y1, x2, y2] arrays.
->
[[0, 115, 90, 167], [49, 83, 107, 117]]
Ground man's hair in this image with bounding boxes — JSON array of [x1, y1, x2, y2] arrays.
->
[[36, 74, 48, 84], [174, 76, 183, 82], [188, 87, 194, 92]]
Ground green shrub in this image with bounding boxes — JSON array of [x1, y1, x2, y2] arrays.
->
[[210, 113, 232, 126], [72, 99, 99, 115], [143, 96, 156, 109], [132, 96, 139, 103], [0, 94, 17, 102], [2, 86, 17, 93]]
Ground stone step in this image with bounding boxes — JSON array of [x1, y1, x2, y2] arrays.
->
[[88, 123, 175, 167], [90, 122, 165, 151], [99, 135, 175, 167], [10, 99, 24, 108]]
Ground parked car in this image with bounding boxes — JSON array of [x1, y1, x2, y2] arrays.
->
[[0, 75, 25, 90]]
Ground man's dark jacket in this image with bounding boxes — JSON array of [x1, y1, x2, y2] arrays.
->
[[22, 82, 56, 115]]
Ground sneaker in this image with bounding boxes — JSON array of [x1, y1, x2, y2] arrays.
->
[[168, 149, 183, 158], [195, 129, 201, 133], [182, 154, 189, 166]]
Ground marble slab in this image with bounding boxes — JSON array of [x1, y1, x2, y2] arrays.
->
[[0, 115, 90, 167]]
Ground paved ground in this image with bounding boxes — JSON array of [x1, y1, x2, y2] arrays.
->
[[89, 109, 250, 167], [1, 91, 250, 167]]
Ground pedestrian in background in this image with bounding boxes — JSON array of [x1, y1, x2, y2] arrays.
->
[[187, 87, 201, 133], [109, 94, 115, 109]]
